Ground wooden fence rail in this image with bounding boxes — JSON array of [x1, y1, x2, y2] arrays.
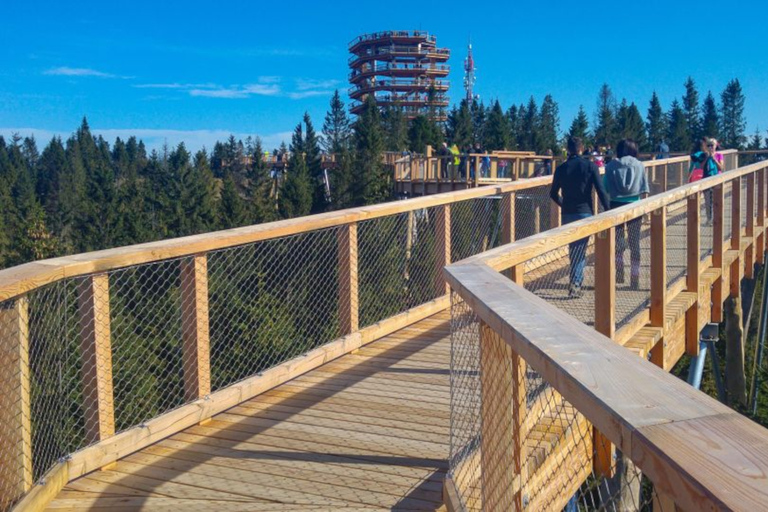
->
[[0, 151, 738, 511], [445, 156, 768, 511]]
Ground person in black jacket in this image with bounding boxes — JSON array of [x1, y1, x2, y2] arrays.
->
[[550, 137, 611, 298]]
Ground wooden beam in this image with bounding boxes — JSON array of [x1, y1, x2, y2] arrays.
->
[[650, 208, 667, 328], [732, 177, 742, 250], [337, 224, 359, 335], [594, 227, 616, 478], [435, 205, 451, 296], [686, 194, 701, 356], [445, 262, 768, 512], [747, 174, 755, 238], [595, 227, 616, 338], [0, 297, 32, 507], [712, 185, 725, 322], [479, 321, 520, 511], [180, 255, 211, 401], [78, 274, 115, 444], [11, 460, 68, 512]]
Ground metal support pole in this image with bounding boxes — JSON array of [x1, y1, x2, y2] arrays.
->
[[707, 339, 727, 403], [687, 340, 708, 389]]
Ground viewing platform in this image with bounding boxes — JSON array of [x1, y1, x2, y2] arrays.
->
[[2, 150, 768, 511]]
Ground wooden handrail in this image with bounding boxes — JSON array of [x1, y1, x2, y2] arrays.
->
[[445, 263, 768, 512], [464, 154, 754, 273]]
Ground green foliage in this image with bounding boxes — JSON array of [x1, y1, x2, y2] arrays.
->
[[683, 77, 701, 142], [568, 105, 590, 145], [279, 151, 312, 219], [666, 100, 690, 152], [322, 90, 352, 153], [720, 78, 747, 149], [407, 115, 442, 153], [381, 105, 409, 152], [593, 83, 616, 147], [483, 101, 510, 151], [616, 100, 647, 149], [447, 100, 473, 150], [352, 95, 389, 205], [538, 95, 560, 154], [646, 92, 667, 151], [701, 91, 720, 140]]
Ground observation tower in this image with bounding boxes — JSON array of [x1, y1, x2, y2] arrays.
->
[[348, 31, 450, 121]]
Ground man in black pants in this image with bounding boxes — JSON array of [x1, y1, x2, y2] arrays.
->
[[549, 137, 611, 298]]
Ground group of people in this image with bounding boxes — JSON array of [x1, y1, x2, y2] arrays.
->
[[549, 135, 724, 298]]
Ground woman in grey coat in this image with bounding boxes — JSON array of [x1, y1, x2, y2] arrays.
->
[[604, 139, 649, 289]]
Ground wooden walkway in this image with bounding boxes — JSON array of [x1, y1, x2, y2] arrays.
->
[[45, 313, 452, 511]]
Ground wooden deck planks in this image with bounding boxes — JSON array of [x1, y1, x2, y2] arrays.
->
[[46, 311, 453, 511]]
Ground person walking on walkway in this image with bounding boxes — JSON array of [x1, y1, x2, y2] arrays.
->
[[550, 137, 611, 298], [604, 139, 649, 289]]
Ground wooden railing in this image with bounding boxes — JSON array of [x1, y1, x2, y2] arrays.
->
[[444, 156, 768, 511], [0, 151, 739, 511], [394, 148, 740, 197]]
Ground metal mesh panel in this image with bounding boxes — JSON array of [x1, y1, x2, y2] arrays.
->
[[667, 201, 688, 287], [701, 190, 714, 260], [110, 260, 184, 429], [451, 198, 502, 262], [449, 294, 661, 511], [616, 215, 651, 329], [523, 240, 596, 328], [515, 186, 555, 240], [741, 178, 748, 230], [358, 209, 441, 328], [207, 228, 342, 391]]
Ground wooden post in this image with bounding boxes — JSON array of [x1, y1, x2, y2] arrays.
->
[[473, 156, 480, 187], [712, 185, 725, 322], [595, 227, 616, 338], [650, 208, 667, 327], [338, 223, 359, 335], [732, 177, 741, 250], [746, 174, 756, 279], [757, 170, 765, 265], [435, 205, 451, 296], [180, 255, 212, 401], [0, 297, 33, 504], [594, 227, 615, 477], [686, 194, 701, 356], [78, 274, 115, 444], [479, 321, 524, 511]]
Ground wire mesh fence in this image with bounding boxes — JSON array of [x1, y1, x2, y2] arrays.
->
[[449, 292, 662, 511], [616, 214, 651, 330], [667, 200, 688, 287]]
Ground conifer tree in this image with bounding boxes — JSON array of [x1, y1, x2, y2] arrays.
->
[[520, 97, 539, 151], [322, 90, 352, 153], [683, 77, 701, 142], [471, 99, 486, 146], [666, 100, 690, 151], [448, 100, 473, 149], [330, 148, 355, 209], [617, 101, 647, 148], [720, 79, 746, 149], [538, 95, 560, 154], [408, 115, 442, 153], [352, 95, 388, 205], [483, 100, 510, 151], [646, 92, 667, 151], [506, 105, 520, 150], [701, 91, 720, 140], [220, 173, 248, 226], [246, 138, 275, 223], [302, 113, 325, 213], [381, 105, 408, 152], [568, 105, 590, 143], [594, 84, 617, 147], [279, 151, 312, 218]]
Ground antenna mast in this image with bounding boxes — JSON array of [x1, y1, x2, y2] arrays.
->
[[463, 40, 476, 102]]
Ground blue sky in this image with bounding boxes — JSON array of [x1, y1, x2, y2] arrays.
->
[[1, 0, 767, 152]]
